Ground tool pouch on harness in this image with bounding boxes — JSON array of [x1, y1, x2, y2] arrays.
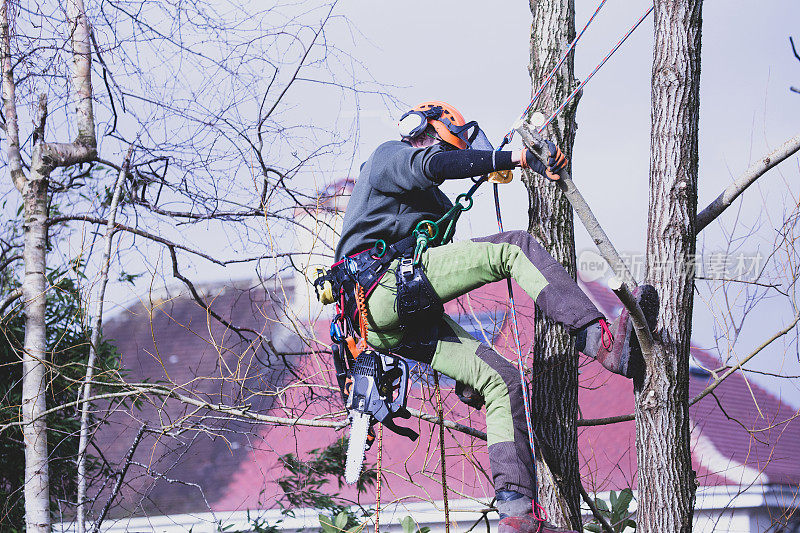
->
[[395, 256, 444, 327]]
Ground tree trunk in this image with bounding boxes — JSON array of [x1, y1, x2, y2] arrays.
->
[[2, 0, 96, 529], [2, 1, 51, 530], [526, 0, 582, 528], [638, 1, 702, 531], [21, 164, 51, 533]]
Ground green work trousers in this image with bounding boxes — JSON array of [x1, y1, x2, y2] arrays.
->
[[363, 230, 602, 499]]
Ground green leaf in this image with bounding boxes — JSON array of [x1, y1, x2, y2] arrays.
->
[[595, 498, 609, 512], [419, 527, 431, 533], [584, 525, 601, 533], [335, 511, 349, 530], [616, 488, 634, 512], [401, 516, 415, 533], [610, 490, 617, 508], [319, 514, 336, 533]]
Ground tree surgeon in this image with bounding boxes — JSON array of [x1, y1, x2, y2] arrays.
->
[[321, 101, 659, 533]]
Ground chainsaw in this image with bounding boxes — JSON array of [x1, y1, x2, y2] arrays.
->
[[341, 348, 419, 484], [312, 266, 419, 483]]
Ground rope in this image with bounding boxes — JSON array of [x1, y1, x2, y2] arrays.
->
[[502, 0, 609, 146], [538, 6, 654, 134], [492, 182, 543, 520], [434, 372, 451, 533], [375, 423, 383, 533], [498, 4, 654, 150]]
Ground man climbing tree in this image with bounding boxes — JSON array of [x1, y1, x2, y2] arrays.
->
[[318, 101, 660, 533]]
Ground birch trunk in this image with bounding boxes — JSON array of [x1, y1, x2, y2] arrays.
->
[[21, 163, 51, 533], [1, 0, 96, 529], [526, 0, 582, 528], [638, 0, 702, 531]]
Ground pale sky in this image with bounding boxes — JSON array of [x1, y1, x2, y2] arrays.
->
[[3, 1, 797, 406], [337, 0, 800, 406]]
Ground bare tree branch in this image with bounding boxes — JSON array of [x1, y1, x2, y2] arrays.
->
[[689, 314, 800, 406], [89, 425, 145, 533], [76, 147, 132, 533], [47, 215, 225, 265], [579, 485, 615, 533], [516, 121, 638, 288], [0, 253, 21, 273], [0, 287, 22, 316], [577, 413, 634, 426], [574, 313, 800, 428], [1, 0, 26, 191], [696, 133, 800, 232]]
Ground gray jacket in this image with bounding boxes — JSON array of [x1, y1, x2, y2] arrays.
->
[[335, 141, 453, 261]]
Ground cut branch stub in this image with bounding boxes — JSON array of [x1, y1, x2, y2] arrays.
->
[[608, 276, 655, 368]]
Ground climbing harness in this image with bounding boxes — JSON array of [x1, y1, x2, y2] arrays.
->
[[314, 254, 420, 485]]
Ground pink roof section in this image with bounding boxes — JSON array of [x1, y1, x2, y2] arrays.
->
[[96, 275, 799, 516], [210, 279, 800, 512]]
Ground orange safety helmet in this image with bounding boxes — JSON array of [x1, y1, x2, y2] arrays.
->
[[401, 101, 468, 149]]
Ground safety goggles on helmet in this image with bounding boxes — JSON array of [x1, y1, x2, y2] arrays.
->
[[398, 104, 493, 151], [398, 107, 443, 140]]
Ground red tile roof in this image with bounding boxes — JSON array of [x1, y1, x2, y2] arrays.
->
[[95, 277, 800, 518]]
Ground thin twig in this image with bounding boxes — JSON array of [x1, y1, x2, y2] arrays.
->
[[47, 215, 225, 265], [578, 484, 614, 533], [90, 425, 146, 533], [690, 314, 800, 406]]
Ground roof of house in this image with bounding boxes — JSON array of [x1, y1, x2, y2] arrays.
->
[[91, 278, 301, 518], [93, 276, 800, 520]]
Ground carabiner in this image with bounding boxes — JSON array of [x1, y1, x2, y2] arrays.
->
[[414, 220, 439, 241], [455, 193, 473, 211], [371, 239, 386, 259]]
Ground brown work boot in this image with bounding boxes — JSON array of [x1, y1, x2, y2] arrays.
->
[[581, 284, 659, 381], [498, 514, 578, 533]]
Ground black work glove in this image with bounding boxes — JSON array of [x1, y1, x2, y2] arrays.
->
[[455, 381, 485, 410], [526, 140, 568, 181]]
